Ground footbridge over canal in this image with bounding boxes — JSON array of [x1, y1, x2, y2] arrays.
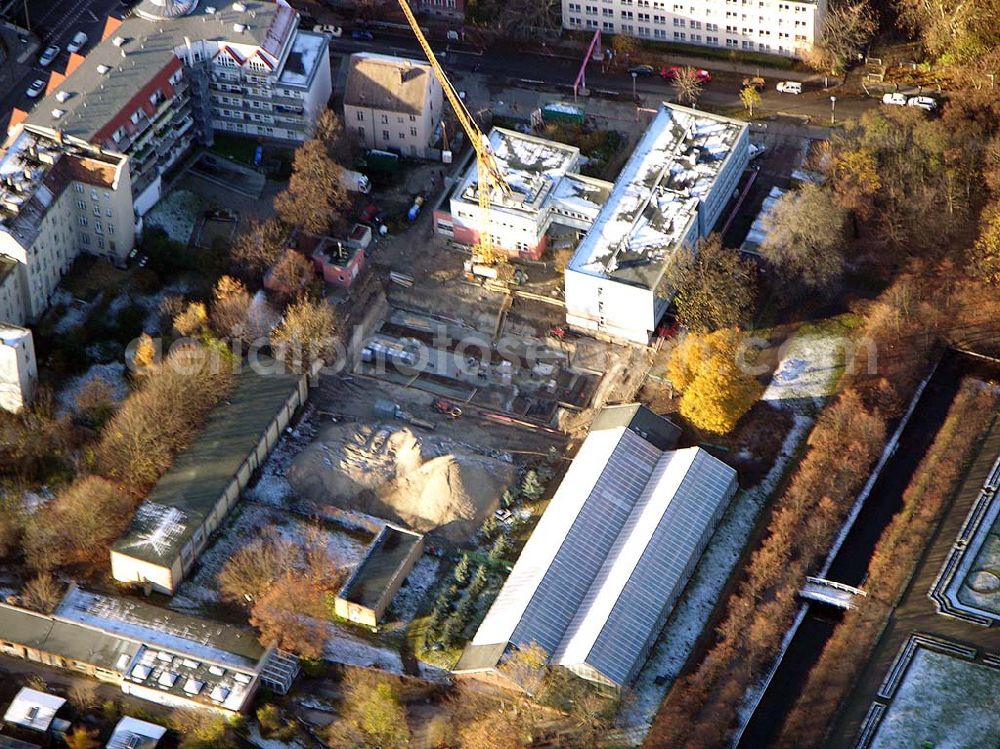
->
[[799, 576, 868, 610]]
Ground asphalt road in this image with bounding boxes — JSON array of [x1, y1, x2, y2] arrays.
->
[[0, 0, 136, 124], [0, 0, 880, 137], [334, 29, 879, 124]]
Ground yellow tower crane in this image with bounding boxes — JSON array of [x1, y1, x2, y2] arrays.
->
[[395, 0, 513, 277]]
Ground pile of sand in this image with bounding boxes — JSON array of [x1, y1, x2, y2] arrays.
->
[[287, 423, 514, 541]]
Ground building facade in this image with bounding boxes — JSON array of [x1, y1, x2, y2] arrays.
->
[[562, 0, 827, 58], [344, 53, 443, 159], [21, 0, 332, 218], [0, 326, 36, 413]]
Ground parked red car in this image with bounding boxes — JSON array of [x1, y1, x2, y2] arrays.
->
[[660, 66, 712, 83]]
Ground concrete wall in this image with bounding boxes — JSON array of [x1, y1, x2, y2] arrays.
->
[[0, 329, 35, 413], [109, 551, 179, 594], [334, 529, 425, 627]]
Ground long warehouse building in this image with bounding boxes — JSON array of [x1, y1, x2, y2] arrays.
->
[[456, 404, 738, 689]]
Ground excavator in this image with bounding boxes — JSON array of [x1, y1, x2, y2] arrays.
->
[[395, 0, 515, 286]]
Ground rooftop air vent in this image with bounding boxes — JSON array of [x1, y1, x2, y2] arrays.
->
[[97, 64, 111, 74], [51, 109, 65, 119], [112, 36, 126, 46], [233, 1, 246, 10], [233, 23, 246, 32], [206, 5, 216, 12], [55, 91, 70, 102]]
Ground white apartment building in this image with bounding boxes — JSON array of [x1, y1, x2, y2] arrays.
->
[[562, 0, 827, 58], [22, 0, 332, 217], [565, 103, 749, 344], [435, 127, 612, 260], [344, 53, 443, 159], [0, 325, 37, 413]]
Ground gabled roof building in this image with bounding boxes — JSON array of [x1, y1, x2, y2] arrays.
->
[[456, 404, 737, 689], [344, 53, 443, 160]]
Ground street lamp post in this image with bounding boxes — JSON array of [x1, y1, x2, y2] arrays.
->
[[631, 71, 638, 100], [830, 95, 837, 125]]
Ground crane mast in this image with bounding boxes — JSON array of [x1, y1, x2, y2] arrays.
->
[[395, 0, 512, 269]]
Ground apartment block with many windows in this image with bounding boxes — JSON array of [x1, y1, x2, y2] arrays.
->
[[562, 0, 827, 58], [19, 0, 331, 218]]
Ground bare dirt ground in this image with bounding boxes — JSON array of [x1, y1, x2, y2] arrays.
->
[[287, 421, 515, 541]]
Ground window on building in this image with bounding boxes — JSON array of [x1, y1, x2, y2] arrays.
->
[[81, 233, 90, 245], [356, 111, 364, 121], [95, 220, 103, 234], [108, 224, 115, 235], [380, 114, 388, 124], [97, 237, 105, 250], [382, 130, 390, 140], [76, 200, 85, 210], [78, 217, 88, 227]]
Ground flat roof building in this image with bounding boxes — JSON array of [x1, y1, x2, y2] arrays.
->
[[335, 524, 425, 628], [562, 0, 827, 60], [436, 127, 612, 260], [456, 404, 737, 689], [111, 362, 308, 594], [105, 717, 167, 749], [565, 103, 749, 344], [0, 585, 292, 713]]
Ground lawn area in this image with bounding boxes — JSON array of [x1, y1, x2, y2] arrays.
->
[[871, 649, 1000, 749]]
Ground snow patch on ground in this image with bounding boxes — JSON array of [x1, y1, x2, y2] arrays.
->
[[323, 626, 404, 673], [247, 724, 303, 749], [145, 189, 203, 245], [56, 361, 129, 415], [387, 555, 440, 623], [621, 409, 814, 739], [51, 289, 90, 333], [871, 649, 1000, 749], [169, 502, 370, 614], [762, 326, 848, 411]]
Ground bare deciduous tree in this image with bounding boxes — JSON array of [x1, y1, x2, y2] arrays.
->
[[231, 218, 287, 279], [804, 0, 877, 74], [270, 296, 339, 373], [660, 235, 757, 332], [274, 140, 349, 236], [761, 183, 847, 292], [672, 67, 704, 108]]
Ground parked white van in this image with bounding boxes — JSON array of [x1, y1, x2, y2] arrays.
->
[[776, 81, 802, 95]]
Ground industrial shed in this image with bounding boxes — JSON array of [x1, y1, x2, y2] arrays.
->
[[334, 524, 425, 627], [456, 403, 737, 688], [110, 363, 308, 594]]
